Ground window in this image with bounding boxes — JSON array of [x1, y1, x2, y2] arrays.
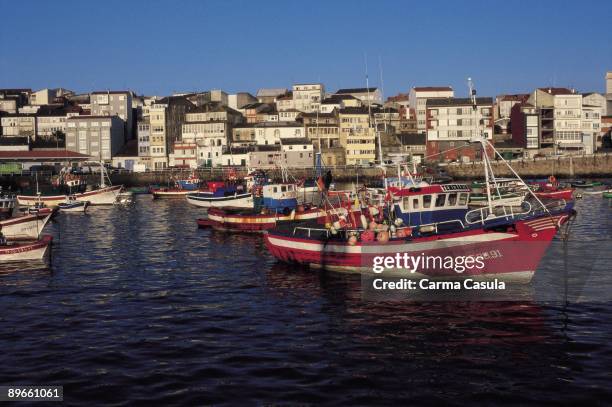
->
[[281, 186, 287, 192], [423, 195, 432, 208], [435, 194, 446, 207], [458, 193, 468, 206], [412, 198, 420, 209], [448, 193, 457, 206], [402, 197, 410, 211]]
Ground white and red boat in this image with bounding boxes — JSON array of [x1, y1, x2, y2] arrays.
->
[[264, 204, 573, 282], [530, 178, 574, 201], [0, 208, 54, 240], [265, 132, 577, 282], [0, 235, 53, 261], [17, 185, 122, 207]]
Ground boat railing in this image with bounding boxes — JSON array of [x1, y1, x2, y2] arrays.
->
[[465, 201, 533, 225], [292, 226, 362, 239], [416, 219, 467, 234]]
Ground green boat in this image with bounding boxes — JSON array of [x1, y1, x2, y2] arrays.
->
[[603, 190, 612, 199], [571, 181, 603, 188]]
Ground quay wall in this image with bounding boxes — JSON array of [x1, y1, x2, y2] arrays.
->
[[2, 154, 610, 190], [443, 153, 612, 180]]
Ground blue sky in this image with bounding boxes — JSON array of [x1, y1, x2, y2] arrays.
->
[[1, 0, 610, 98]]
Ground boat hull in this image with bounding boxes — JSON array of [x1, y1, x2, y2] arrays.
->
[[18, 185, 122, 207], [151, 189, 195, 198], [75, 185, 122, 205], [534, 189, 574, 200], [264, 214, 570, 281], [205, 206, 354, 233], [0, 235, 52, 261], [58, 202, 88, 212], [186, 193, 253, 208], [0, 210, 54, 240]]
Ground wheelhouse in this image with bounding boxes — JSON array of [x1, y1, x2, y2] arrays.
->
[[390, 184, 471, 227]]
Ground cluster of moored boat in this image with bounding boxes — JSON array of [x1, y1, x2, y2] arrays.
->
[[2, 142, 608, 281], [0, 166, 133, 263], [158, 140, 605, 283]]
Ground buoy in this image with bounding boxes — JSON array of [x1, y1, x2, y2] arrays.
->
[[325, 222, 332, 229], [290, 209, 296, 220], [347, 235, 358, 245], [330, 226, 338, 235], [369, 206, 379, 216], [361, 230, 375, 242], [369, 221, 378, 231], [390, 225, 397, 233], [376, 231, 390, 242], [394, 218, 404, 226], [360, 215, 368, 229]]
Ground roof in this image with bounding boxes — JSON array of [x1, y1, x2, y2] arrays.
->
[[537, 87, 575, 95], [500, 94, 529, 102], [412, 86, 453, 92], [335, 87, 378, 94], [426, 97, 493, 107], [280, 137, 311, 145], [91, 90, 130, 95], [256, 88, 288, 97], [301, 111, 337, 118], [276, 92, 293, 101], [66, 115, 119, 120], [322, 94, 358, 104], [188, 103, 242, 115], [338, 107, 370, 115], [0, 150, 90, 161]]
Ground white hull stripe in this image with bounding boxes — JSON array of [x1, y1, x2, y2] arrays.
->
[[267, 232, 517, 255]]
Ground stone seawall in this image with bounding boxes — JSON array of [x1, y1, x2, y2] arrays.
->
[[443, 154, 612, 180]]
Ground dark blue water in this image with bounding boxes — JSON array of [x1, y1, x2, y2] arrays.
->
[[1, 194, 611, 405]]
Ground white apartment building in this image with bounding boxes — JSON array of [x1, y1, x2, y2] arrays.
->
[[276, 93, 295, 111], [426, 97, 494, 141], [1, 115, 36, 137], [292, 83, 324, 113], [181, 106, 243, 167], [30, 88, 58, 106], [553, 92, 584, 151], [409, 87, 454, 133], [91, 91, 133, 139]]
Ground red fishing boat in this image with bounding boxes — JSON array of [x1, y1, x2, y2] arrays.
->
[[264, 201, 574, 281], [199, 183, 360, 233], [531, 176, 574, 200], [264, 131, 577, 282]]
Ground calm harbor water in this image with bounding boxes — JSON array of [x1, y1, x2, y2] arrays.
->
[[1, 193, 611, 404]]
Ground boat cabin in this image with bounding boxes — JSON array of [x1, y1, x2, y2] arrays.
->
[[260, 183, 298, 211], [390, 184, 471, 227]]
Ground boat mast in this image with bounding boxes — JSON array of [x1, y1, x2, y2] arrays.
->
[[469, 77, 493, 216]]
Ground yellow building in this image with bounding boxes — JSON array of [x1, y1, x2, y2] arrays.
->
[[339, 107, 376, 165], [149, 103, 168, 169]]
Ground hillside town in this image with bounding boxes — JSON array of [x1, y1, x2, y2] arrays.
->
[[1, 72, 611, 173]]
